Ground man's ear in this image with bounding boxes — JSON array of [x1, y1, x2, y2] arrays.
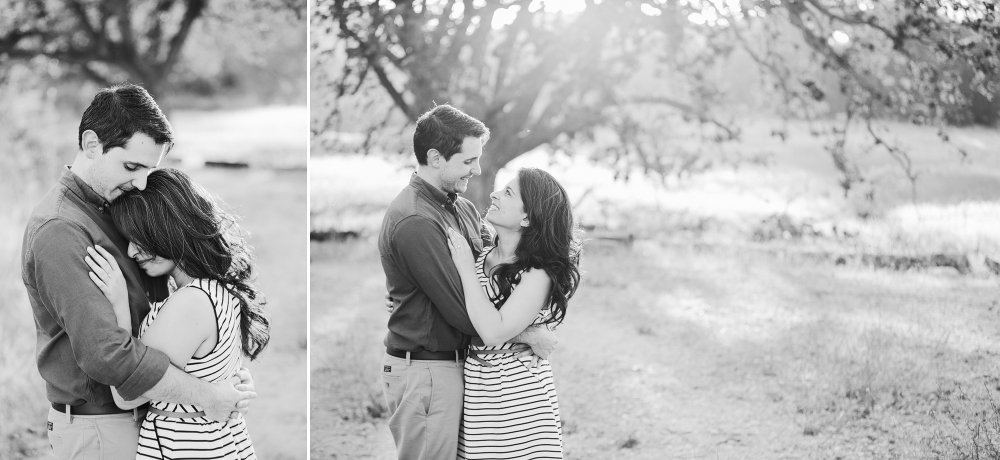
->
[[81, 130, 103, 159], [427, 149, 442, 167]]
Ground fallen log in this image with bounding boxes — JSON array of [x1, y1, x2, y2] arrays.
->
[[310, 229, 360, 242], [833, 253, 972, 274]]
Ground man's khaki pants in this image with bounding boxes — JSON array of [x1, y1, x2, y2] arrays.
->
[[47, 407, 139, 460], [381, 353, 464, 460]]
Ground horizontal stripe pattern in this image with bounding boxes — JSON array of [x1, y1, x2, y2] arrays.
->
[[137, 279, 256, 460], [459, 247, 563, 459]]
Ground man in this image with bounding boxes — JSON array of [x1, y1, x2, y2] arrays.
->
[[378, 104, 556, 459], [21, 83, 255, 460]]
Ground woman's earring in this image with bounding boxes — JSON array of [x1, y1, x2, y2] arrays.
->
[[520, 218, 530, 228]]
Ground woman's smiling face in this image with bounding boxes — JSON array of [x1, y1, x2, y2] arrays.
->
[[485, 177, 528, 230], [127, 241, 176, 277]]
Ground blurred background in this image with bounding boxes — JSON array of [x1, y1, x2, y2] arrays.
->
[[0, 1, 307, 458], [311, 1, 1000, 459]]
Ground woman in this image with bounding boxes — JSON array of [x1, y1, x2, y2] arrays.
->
[[85, 168, 269, 460], [447, 167, 582, 460]]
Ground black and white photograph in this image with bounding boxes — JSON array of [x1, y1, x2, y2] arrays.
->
[[1, 1, 307, 459], [3, 0, 1000, 459], [311, 1, 1000, 459]]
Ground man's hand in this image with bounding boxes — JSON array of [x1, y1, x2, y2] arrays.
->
[[511, 325, 558, 365], [202, 374, 256, 422], [232, 367, 255, 418], [235, 367, 255, 392]]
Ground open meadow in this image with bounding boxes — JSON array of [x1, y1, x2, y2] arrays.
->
[[0, 106, 308, 459], [310, 120, 1000, 459]]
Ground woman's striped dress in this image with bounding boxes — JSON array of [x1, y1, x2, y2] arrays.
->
[[136, 278, 256, 460], [458, 247, 563, 460]]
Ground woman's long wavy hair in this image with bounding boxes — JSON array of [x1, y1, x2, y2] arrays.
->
[[110, 168, 270, 360], [490, 168, 582, 326]]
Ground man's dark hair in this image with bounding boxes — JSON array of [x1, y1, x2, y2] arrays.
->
[[413, 104, 489, 165], [78, 82, 174, 154]]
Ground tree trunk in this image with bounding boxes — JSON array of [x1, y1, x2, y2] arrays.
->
[[464, 128, 522, 210], [140, 76, 170, 113], [466, 164, 499, 213]]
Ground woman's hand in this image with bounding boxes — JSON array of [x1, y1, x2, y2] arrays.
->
[[446, 227, 476, 277], [86, 245, 130, 325]]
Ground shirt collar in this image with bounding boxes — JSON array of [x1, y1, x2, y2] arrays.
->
[[60, 166, 111, 212], [410, 173, 458, 209]]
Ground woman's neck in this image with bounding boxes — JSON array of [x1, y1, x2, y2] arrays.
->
[[171, 267, 194, 287], [493, 226, 521, 263]]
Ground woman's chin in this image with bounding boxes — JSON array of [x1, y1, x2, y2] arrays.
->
[[484, 214, 499, 227], [141, 267, 166, 278]]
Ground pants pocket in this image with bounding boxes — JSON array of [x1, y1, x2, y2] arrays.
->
[[381, 359, 405, 415], [48, 415, 99, 460]]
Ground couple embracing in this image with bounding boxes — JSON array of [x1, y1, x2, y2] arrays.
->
[[22, 83, 269, 460], [379, 105, 583, 460]]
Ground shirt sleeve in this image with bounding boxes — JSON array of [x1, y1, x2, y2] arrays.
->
[[30, 219, 170, 400], [391, 216, 479, 337]]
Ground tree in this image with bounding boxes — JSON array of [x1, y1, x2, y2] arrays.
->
[[0, 0, 304, 101], [319, 0, 999, 208], [726, 0, 999, 201]]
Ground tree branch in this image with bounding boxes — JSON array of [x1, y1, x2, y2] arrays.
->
[[865, 118, 919, 205], [784, 2, 885, 100], [146, 0, 177, 54], [0, 29, 43, 54], [68, 0, 100, 42], [336, 9, 417, 121], [160, 0, 207, 76], [80, 63, 115, 87], [370, 56, 416, 121], [627, 96, 738, 139], [114, 0, 137, 56]]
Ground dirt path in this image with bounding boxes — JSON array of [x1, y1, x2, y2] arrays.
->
[[312, 237, 1000, 459], [552, 242, 805, 459]]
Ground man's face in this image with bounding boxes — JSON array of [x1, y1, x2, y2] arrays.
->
[[438, 136, 483, 194], [88, 133, 166, 202]]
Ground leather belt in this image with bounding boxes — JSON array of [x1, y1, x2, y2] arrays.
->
[[51, 402, 137, 415], [386, 348, 468, 361]]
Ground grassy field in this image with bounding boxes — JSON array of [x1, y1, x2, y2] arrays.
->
[[310, 119, 1000, 459], [311, 237, 1000, 459], [0, 106, 307, 459]]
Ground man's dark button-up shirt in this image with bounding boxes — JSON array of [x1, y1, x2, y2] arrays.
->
[[379, 173, 487, 352], [21, 168, 171, 405]]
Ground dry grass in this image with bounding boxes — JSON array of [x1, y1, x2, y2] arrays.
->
[[310, 237, 1000, 458], [927, 386, 1000, 460], [309, 240, 396, 459], [308, 241, 385, 423]]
